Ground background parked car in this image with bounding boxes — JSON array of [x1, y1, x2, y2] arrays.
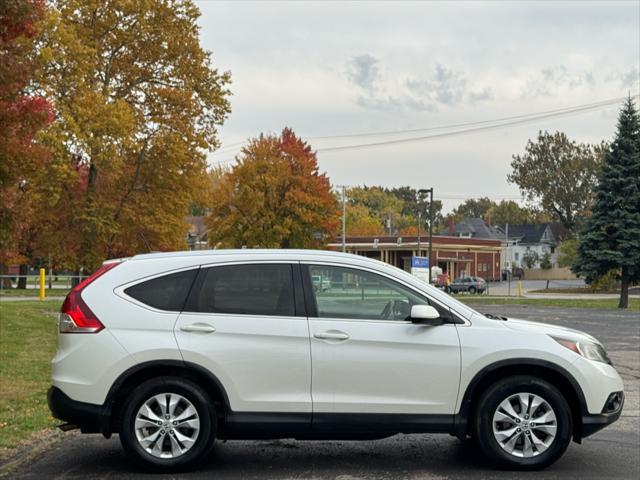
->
[[311, 274, 331, 292], [447, 276, 486, 294]]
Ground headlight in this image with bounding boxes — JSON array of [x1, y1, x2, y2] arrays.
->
[[551, 336, 612, 365]]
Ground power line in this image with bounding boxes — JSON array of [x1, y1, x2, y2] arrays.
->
[[436, 194, 523, 200], [317, 96, 636, 153], [309, 97, 629, 140], [209, 96, 635, 157]]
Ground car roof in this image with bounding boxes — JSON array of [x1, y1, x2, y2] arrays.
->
[[129, 248, 367, 262]]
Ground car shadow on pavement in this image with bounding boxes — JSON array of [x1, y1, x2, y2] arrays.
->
[[13, 432, 637, 479]]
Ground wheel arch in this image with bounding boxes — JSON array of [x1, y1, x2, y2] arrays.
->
[[103, 360, 231, 436], [454, 358, 588, 443]]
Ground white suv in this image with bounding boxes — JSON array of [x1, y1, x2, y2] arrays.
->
[[48, 250, 624, 471]]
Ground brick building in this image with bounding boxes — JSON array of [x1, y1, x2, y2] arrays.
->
[[327, 235, 502, 281]]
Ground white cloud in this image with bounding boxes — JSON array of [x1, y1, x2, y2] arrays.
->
[[196, 0, 639, 211], [345, 59, 493, 112]]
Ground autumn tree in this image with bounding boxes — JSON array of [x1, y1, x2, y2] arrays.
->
[[485, 200, 550, 226], [207, 129, 340, 248], [341, 186, 444, 237], [345, 204, 385, 236], [573, 98, 640, 309], [37, 0, 231, 270], [0, 0, 53, 281], [509, 132, 606, 232]]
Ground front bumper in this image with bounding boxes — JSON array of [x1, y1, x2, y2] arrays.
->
[[581, 391, 624, 439], [47, 386, 110, 435]]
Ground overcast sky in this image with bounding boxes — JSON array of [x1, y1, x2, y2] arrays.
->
[[196, 0, 640, 212]]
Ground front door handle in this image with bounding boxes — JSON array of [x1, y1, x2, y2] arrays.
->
[[180, 323, 216, 333], [314, 331, 350, 341]]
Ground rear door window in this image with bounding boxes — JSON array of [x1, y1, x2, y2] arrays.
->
[[189, 264, 295, 317], [124, 269, 198, 311]]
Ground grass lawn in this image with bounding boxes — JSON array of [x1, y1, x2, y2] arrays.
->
[[0, 301, 61, 450], [458, 296, 640, 310], [0, 289, 69, 297]]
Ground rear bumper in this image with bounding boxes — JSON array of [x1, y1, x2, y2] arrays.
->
[[47, 386, 109, 434]]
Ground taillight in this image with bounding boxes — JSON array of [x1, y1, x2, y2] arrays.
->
[[59, 262, 119, 334]]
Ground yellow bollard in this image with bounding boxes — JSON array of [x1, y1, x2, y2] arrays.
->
[[517, 280, 523, 297], [39, 268, 45, 301]]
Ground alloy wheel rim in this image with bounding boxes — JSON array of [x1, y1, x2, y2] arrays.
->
[[134, 393, 200, 459], [492, 392, 557, 458]]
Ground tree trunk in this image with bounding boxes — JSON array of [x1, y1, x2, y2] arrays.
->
[[71, 267, 82, 288], [618, 269, 629, 309], [0, 264, 12, 289], [17, 263, 28, 289]]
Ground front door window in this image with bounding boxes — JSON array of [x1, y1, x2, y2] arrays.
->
[[309, 265, 432, 321]]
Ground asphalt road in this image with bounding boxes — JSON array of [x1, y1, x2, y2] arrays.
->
[[11, 305, 640, 480]]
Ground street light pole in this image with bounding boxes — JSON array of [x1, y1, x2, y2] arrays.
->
[[419, 188, 434, 284], [417, 211, 421, 256]]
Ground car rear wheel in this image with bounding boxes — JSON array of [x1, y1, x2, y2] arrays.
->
[[119, 377, 216, 472], [469, 286, 477, 294], [473, 375, 572, 470]]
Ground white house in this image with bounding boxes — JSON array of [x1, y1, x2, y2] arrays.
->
[[443, 218, 569, 273], [502, 224, 559, 270]]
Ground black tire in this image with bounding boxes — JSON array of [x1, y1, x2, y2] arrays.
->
[[473, 375, 572, 470], [469, 286, 477, 294], [119, 376, 216, 472]]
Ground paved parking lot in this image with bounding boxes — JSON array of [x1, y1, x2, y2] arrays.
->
[[10, 305, 640, 479]]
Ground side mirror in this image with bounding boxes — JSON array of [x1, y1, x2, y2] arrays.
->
[[410, 305, 443, 325]]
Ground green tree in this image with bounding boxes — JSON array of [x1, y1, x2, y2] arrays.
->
[[207, 128, 340, 248], [452, 197, 496, 220], [509, 132, 606, 232], [573, 98, 640, 309], [539, 251, 552, 269], [522, 250, 539, 269], [557, 238, 578, 268], [484, 200, 546, 226], [37, 0, 231, 270], [387, 186, 444, 230]]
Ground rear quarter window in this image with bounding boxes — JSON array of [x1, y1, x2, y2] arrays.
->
[[124, 269, 198, 311]]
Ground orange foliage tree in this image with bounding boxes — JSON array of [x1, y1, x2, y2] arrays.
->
[[37, 0, 231, 271], [208, 129, 340, 248], [0, 0, 54, 274]]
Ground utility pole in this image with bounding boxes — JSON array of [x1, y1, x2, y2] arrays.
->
[[419, 188, 434, 284], [506, 223, 510, 297], [341, 186, 346, 252]]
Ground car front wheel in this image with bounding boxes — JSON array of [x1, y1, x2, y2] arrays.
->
[[119, 376, 216, 472], [473, 375, 572, 470]]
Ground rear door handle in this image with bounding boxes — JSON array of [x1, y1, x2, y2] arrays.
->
[[314, 331, 350, 341], [180, 323, 216, 333]]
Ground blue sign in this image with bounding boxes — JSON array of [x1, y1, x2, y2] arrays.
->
[[411, 256, 429, 268]]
